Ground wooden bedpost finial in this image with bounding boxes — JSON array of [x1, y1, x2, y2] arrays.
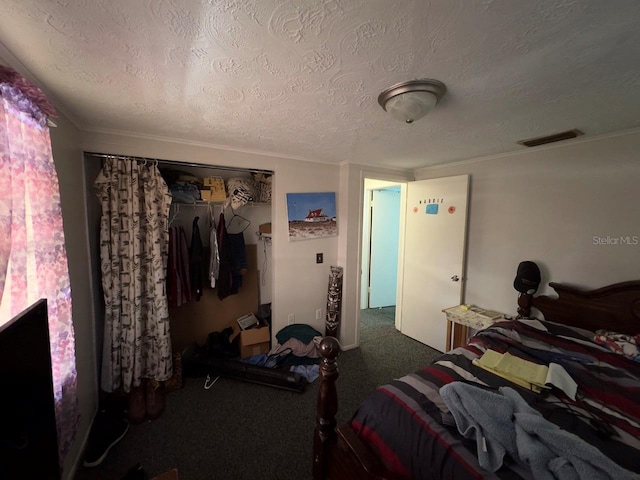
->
[[318, 336, 341, 362], [313, 336, 342, 479]]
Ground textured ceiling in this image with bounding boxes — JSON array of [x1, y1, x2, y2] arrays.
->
[[1, 0, 640, 169]]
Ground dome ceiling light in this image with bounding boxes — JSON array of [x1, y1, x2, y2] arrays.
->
[[378, 79, 447, 124]]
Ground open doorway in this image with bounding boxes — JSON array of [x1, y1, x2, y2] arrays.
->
[[357, 174, 469, 352], [360, 178, 405, 335]]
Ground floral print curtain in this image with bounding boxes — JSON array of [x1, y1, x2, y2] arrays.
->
[[0, 66, 79, 463], [94, 157, 173, 393]]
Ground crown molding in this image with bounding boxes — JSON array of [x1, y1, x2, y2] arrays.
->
[[82, 126, 344, 167], [415, 126, 640, 174], [341, 160, 414, 176]]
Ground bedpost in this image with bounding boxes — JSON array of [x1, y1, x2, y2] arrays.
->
[[313, 336, 341, 480]]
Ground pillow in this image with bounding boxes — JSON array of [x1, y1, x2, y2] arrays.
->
[[593, 330, 640, 362]]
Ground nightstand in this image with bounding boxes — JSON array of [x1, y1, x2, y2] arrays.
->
[[442, 305, 504, 351]]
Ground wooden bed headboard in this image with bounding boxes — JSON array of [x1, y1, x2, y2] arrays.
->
[[518, 280, 640, 334]]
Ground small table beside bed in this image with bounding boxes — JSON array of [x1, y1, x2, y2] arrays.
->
[[312, 280, 640, 480]]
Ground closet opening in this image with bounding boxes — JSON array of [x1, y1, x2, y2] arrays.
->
[[83, 152, 274, 381]]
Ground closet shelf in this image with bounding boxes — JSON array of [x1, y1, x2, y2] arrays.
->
[[171, 200, 271, 207]]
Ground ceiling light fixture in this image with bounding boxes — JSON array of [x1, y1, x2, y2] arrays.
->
[[378, 79, 447, 124]]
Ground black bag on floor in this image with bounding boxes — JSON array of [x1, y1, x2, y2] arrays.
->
[[205, 327, 239, 359]]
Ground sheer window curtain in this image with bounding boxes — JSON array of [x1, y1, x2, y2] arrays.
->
[[0, 66, 79, 463], [94, 157, 173, 393]]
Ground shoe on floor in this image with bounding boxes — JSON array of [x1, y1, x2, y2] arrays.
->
[[83, 410, 129, 467], [146, 379, 165, 420], [128, 384, 146, 424]]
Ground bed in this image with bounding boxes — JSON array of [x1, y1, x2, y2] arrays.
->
[[312, 280, 640, 479]]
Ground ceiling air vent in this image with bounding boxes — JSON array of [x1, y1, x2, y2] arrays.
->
[[517, 129, 583, 147]]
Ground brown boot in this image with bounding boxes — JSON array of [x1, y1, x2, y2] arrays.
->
[[146, 379, 165, 420], [128, 383, 146, 424], [164, 352, 183, 393]]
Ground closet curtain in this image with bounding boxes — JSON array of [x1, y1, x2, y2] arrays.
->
[[94, 157, 173, 393], [0, 66, 79, 463]]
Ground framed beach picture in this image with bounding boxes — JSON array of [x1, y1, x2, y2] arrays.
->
[[286, 192, 337, 241]]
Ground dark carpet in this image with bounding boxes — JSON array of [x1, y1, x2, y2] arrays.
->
[[74, 308, 441, 480]]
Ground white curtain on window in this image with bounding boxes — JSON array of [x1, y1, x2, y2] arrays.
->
[[0, 66, 79, 464]]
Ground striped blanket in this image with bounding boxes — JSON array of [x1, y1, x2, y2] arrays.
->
[[350, 319, 640, 479]]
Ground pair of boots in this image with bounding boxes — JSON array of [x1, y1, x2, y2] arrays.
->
[[128, 379, 165, 424]]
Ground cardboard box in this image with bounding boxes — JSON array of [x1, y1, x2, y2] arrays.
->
[[259, 223, 272, 234], [239, 326, 270, 358], [200, 189, 211, 202], [203, 176, 219, 187], [202, 176, 227, 202], [237, 312, 258, 330]]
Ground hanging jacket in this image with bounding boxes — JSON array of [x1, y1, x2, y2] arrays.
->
[[190, 216, 204, 301], [226, 232, 248, 294], [168, 226, 191, 307], [209, 208, 220, 288]]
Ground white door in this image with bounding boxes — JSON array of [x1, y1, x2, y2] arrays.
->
[[369, 188, 401, 308], [400, 175, 469, 352]]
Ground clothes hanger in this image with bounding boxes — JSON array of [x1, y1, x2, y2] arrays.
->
[[225, 205, 251, 234], [169, 203, 181, 225]]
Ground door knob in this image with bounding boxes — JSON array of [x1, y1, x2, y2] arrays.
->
[[451, 275, 460, 282]]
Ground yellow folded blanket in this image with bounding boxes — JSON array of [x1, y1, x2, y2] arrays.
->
[[473, 349, 550, 393]]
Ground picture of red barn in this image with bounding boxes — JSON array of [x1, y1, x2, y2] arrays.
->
[[304, 208, 330, 222], [286, 192, 337, 241]]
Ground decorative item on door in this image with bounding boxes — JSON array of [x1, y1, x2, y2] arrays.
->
[[325, 266, 343, 337]]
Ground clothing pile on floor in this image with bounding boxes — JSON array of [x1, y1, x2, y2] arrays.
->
[[244, 324, 323, 383]]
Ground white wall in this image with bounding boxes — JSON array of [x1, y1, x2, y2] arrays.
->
[[49, 115, 98, 480], [81, 130, 341, 343], [414, 129, 640, 317]]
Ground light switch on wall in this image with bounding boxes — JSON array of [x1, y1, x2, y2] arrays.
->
[[316, 253, 323, 263]]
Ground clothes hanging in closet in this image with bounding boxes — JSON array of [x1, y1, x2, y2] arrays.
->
[[190, 216, 204, 301], [227, 232, 248, 294], [209, 208, 220, 288], [216, 212, 233, 300], [215, 212, 249, 300], [168, 226, 191, 307]]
